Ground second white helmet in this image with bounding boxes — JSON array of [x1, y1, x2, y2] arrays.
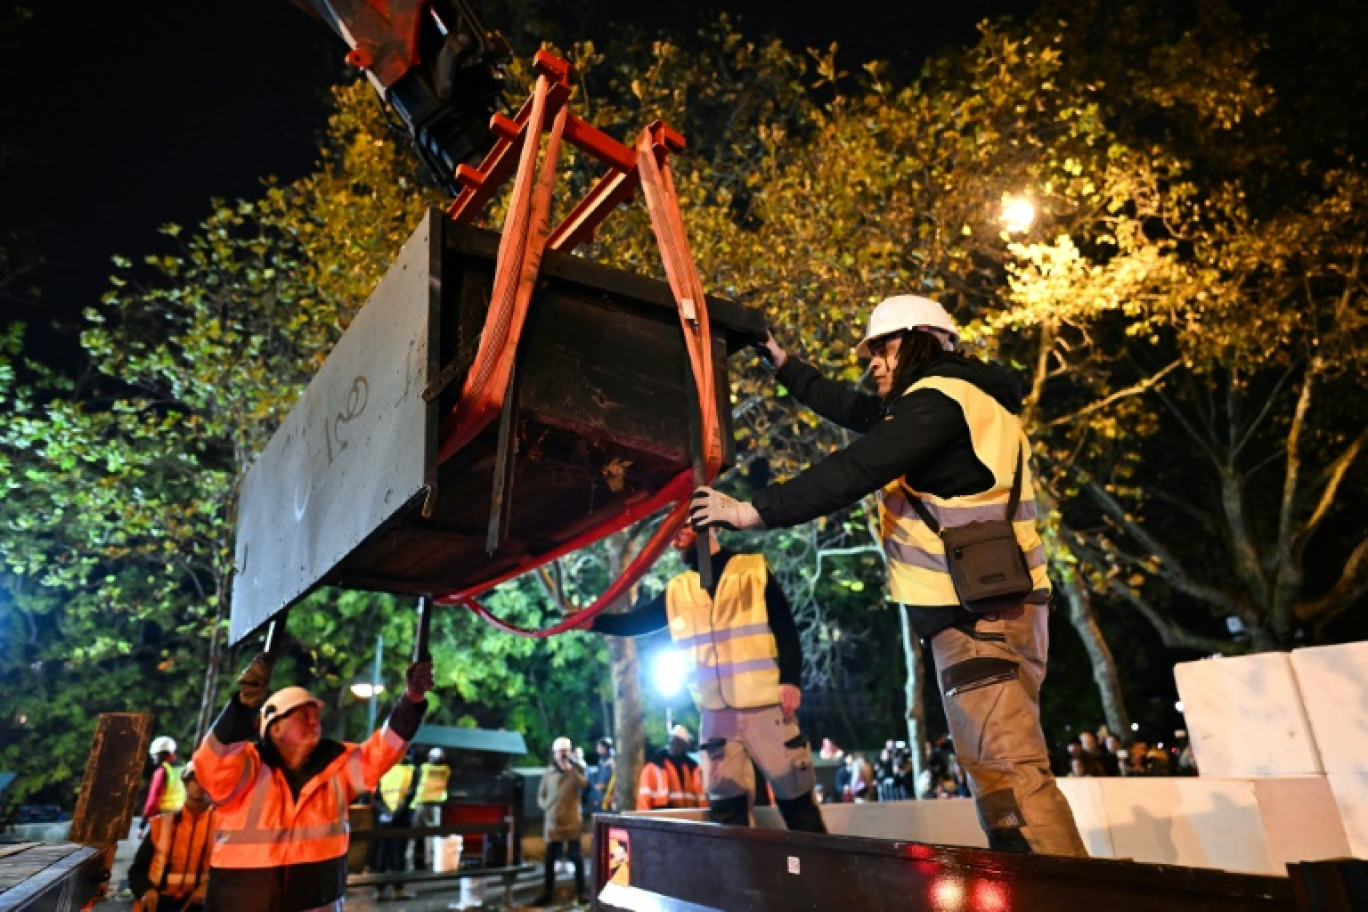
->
[[855, 295, 960, 356], [149, 736, 177, 759]]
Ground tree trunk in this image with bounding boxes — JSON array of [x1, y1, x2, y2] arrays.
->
[[1057, 570, 1130, 737], [609, 637, 644, 813], [193, 575, 230, 745], [604, 535, 645, 813], [898, 605, 927, 790]]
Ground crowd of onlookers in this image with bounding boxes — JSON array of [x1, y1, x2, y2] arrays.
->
[[1058, 727, 1198, 778], [810, 724, 1197, 806]]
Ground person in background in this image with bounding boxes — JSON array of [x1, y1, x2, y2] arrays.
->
[[193, 651, 433, 912], [534, 736, 587, 907], [139, 736, 185, 837], [414, 746, 451, 871], [371, 747, 418, 901], [589, 737, 616, 813], [638, 726, 706, 811], [127, 762, 216, 912]]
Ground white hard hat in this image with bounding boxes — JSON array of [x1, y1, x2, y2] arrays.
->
[[428, 747, 446, 763], [259, 686, 324, 738], [552, 736, 572, 753], [855, 295, 960, 357], [181, 761, 196, 782], [149, 736, 177, 758], [669, 725, 693, 744]]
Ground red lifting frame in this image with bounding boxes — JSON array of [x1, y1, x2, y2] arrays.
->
[[434, 50, 724, 637]]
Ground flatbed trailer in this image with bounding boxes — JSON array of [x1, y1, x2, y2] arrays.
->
[[589, 814, 1364, 912]]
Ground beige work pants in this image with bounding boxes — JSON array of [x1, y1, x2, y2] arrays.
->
[[929, 602, 1088, 857]]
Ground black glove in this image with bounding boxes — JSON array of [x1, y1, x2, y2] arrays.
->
[[405, 660, 434, 702], [237, 652, 275, 710]]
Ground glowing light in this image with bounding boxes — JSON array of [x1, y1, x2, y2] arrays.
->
[[1130, 722, 1140, 731], [349, 681, 385, 699], [930, 876, 965, 910], [972, 880, 1010, 912], [1175, 700, 1184, 714], [1000, 194, 1036, 234], [652, 649, 688, 698]]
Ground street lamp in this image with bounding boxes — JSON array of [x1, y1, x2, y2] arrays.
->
[[652, 648, 688, 732], [1000, 193, 1036, 234], [349, 634, 386, 734]]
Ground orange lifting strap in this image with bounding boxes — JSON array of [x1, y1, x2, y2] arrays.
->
[[434, 51, 723, 637]]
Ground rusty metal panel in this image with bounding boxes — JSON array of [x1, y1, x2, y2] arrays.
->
[[69, 713, 153, 846], [230, 210, 442, 644]]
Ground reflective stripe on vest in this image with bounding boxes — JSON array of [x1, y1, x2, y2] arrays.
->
[[665, 554, 780, 711], [417, 763, 449, 803], [210, 753, 352, 869], [877, 376, 1051, 606], [159, 763, 187, 813], [147, 807, 216, 899], [636, 760, 704, 810], [378, 762, 414, 812]]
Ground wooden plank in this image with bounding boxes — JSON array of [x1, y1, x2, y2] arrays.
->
[[69, 712, 153, 846]]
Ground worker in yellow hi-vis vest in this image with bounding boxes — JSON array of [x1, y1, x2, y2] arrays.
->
[[588, 527, 826, 833], [413, 747, 450, 870], [370, 748, 418, 901]]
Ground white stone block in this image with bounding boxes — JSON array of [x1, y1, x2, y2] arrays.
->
[[1174, 653, 1323, 777], [1327, 771, 1368, 859], [1059, 777, 1348, 875], [1290, 642, 1368, 776]]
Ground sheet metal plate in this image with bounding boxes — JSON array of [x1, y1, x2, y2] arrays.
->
[[229, 212, 440, 644]]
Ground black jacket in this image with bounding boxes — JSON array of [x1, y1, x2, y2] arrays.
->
[[753, 354, 1029, 638]]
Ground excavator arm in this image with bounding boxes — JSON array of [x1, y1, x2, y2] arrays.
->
[[291, 0, 509, 194]]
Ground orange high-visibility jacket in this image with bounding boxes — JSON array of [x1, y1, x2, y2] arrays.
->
[[132, 806, 217, 910], [636, 755, 705, 810], [197, 725, 408, 868]]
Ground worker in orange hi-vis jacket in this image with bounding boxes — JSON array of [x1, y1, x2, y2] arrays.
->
[[193, 652, 434, 912]]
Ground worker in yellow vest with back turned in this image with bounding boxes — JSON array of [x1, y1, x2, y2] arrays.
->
[[413, 747, 450, 870], [588, 527, 826, 833], [370, 749, 418, 900]]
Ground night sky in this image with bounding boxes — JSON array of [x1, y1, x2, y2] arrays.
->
[[0, 0, 1032, 346]]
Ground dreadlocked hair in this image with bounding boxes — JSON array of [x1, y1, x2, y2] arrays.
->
[[885, 330, 955, 401]]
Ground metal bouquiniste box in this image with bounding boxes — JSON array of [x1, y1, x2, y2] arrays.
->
[[230, 209, 763, 643]]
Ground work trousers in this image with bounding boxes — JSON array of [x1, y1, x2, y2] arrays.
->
[[929, 602, 1087, 857], [700, 704, 817, 804]]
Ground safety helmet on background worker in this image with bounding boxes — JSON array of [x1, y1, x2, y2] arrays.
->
[[552, 736, 573, 753], [427, 747, 446, 763], [669, 725, 693, 744], [258, 685, 325, 738], [855, 295, 960, 357], [149, 736, 177, 759], [180, 761, 197, 782]]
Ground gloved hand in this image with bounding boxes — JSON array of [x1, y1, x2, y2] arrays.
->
[[405, 660, 435, 703], [751, 329, 788, 371], [236, 652, 275, 710], [690, 487, 763, 531]]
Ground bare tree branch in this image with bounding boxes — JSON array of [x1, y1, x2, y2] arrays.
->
[[1043, 359, 1181, 429]]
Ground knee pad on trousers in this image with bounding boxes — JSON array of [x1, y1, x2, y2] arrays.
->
[[708, 793, 750, 827], [775, 791, 827, 834]]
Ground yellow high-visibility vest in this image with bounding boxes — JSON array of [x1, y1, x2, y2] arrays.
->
[[159, 763, 186, 813], [416, 762, 449, 803], [666, 554, 780, 711], [877, 376, 1050, 607], [378, 762, 415, 812]]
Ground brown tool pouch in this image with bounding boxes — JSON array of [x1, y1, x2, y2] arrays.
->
[[911, 447, 1034, 615]]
